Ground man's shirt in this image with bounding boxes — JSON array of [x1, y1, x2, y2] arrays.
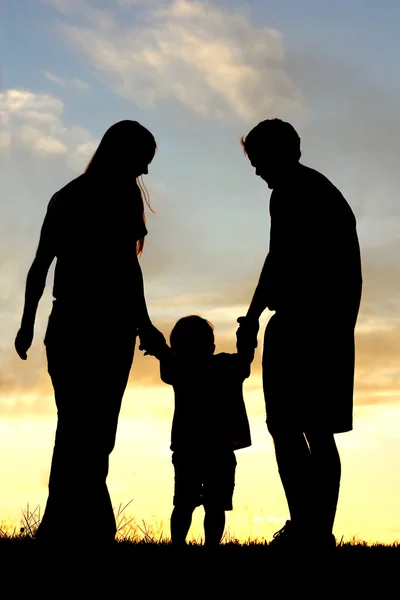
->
[[264, 164, 362, 325]]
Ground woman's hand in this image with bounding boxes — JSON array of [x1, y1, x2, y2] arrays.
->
[[138, 323, 167, 357], [15, 325, 34, 360]]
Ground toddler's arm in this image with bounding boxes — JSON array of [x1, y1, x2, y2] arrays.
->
[[155, 342, 175, 385]]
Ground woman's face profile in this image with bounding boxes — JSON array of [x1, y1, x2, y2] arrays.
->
[[133, 160, 150, 177], [132, 146, 155, 177]]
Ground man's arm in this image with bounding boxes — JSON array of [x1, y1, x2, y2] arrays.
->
[[236, 253, 274, 349], [246, 253, 274, 320], [15, 199, 57, 359], [235, 341, 255, 380]]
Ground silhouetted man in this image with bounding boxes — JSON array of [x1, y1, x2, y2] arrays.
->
[[237, 119, 362, 551]]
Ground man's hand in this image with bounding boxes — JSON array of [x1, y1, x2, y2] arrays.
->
[[236, 316, 259, 351], [15, 326, 34, 360], [138, 323, 167, 357]]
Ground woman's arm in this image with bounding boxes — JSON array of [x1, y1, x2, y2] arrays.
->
[[15, 200, 57, 359], [132, 254, 152, 329], [132, 255, 167, 354]]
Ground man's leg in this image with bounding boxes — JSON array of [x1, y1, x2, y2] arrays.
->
[[204, 508, 225, 548], [305, 431, 341, 537], [170, 506, 194, 546], [272, 431, 312, 530]]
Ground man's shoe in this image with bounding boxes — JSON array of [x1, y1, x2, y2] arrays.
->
[[269, 520, 300, 551]]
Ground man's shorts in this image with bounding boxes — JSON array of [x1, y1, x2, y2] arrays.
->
[[172, 450, 237, 511], [262, 312, 355, 434]]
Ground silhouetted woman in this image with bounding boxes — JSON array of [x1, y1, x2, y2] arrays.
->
[[15, 120, 164, 544]]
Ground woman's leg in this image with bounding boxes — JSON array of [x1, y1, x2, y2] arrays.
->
[[37, 335, 135, 543], [304, 431, 341, 536]]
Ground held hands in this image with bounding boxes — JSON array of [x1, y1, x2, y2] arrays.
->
[[138, 323, 167, 358], [236, 316, 259, 351], [15, 326, 34, 360]]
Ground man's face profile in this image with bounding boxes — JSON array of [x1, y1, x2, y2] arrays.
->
[[249, 150, 277, 189]]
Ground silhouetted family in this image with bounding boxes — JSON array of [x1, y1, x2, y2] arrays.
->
[[14, 118, 362, 554]]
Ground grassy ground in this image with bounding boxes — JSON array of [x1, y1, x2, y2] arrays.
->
[[1, 535, 399, 559], [1, 503, 399, 562]]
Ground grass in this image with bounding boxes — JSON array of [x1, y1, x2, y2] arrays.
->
[[0, 502, 399, 562]]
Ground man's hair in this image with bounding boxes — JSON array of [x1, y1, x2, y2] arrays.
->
[[241, 118, 301, 161], [170, 315, 215, 351]]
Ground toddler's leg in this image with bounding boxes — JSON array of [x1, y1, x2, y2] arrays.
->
[[202, 451, 235, 548], [171, 451, 201, 547], [305, 431, 341, 535], [204, 508, 225, 548]]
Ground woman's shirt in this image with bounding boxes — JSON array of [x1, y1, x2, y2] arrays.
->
[[42, 174, 147, 330]]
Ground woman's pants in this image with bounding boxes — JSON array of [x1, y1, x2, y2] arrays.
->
[[36, 332, 135, 543]]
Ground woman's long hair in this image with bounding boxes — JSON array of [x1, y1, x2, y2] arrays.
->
[[85, 120, 157, 256]]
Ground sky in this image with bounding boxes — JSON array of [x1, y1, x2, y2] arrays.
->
[[1, 0, 400, 543]]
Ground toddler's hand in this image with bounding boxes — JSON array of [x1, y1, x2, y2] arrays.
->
[[139, 323, 167, 358]]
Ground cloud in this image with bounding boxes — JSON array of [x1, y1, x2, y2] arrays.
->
[[42, 0, 114, 28], [44, 0, 306, 121], [35, 136, 68, 155], [118, 0, 162, 6], [72, 78, 89, 90], [43, 71, 89, 90], [358, 263, 400, 319], [0, 88, 99, 168], [41, 0, 86, 14], [65, 139, 98, 171], [18, 124, 67, 155], [354, 321, 400, 406], [0, 132, 11, 149], [286, 49, 400, 220], [0, 89, 64, 125], [44, 71, 66, 87]]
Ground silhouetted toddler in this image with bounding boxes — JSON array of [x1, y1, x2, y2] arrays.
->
[[150, 315, 255, 549]]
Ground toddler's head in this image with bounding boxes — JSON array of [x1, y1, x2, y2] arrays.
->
[[170, 315, 215, 358]]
